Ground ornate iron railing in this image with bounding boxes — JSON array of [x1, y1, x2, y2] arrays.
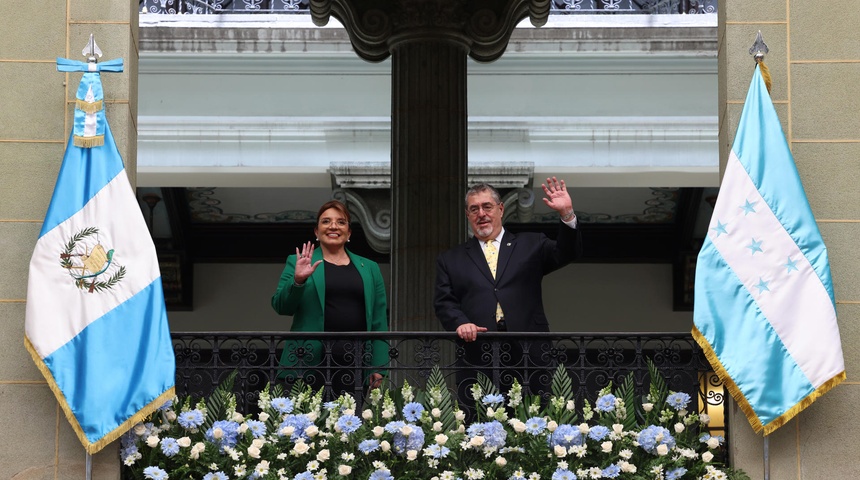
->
[[172, 331, 725, 435], [141, 0, 716, 15]]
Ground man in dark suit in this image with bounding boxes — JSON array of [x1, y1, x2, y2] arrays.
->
[[434, 177, 582, 404]]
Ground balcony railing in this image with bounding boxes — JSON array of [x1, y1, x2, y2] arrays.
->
[[172, 331, 726, 437], [141, 0, 716, 15]]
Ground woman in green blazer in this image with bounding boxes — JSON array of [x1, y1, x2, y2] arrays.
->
[[271, 200, 388, 395]]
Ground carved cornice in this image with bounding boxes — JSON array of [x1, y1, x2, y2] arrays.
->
[[310, 0, 550, 62]]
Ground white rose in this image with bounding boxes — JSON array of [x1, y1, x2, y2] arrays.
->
[[433, 421, 443, 432], [547, 421, 558, 432], [469, 436, 485, 447], [496, 457, 507, 467], [457, 424, 465, 434], [400, 425, 413, 436], [435, 434, 448, 445], [238, 424, 249, 434], [363, 410, 373, 420], [700, 414, 711, 425], [166, 411, 177, 422], [232, 412, 244, 422], [258, 412, 269, 422], [674, 422, 685, 433], [380, 441, 391, 452], [305, 425, 319, 437], [707, 437, 720, 449], [306, 412, 318, 421], [678, 409, 688, 417], [281, 426, 295, 437], [212, 428, 223, 439], [486, 408, 495, 417], [177, 437, 191, 448], [146, 435, 159, 448], [133, 424, 147, 436], [656, 444, 669, 456], [317, 449, 330, 461], [247, 445, 261, 459], [702, 451, 714, 462], [601, 441, 613, 453], [578, 423, 590, 434], [455, 411, 466, 422], [432, 408, 441, 418], [566, 400, 575, 411], [406, 450, 418, 461], [620, 461, 637, 473], [373, 426, 385, 437], [293, 441, 310, 455], [252, 438, 265, 449], [512, 420, 526, 433], [338, 465, 352, 475], [344, 409, 355, 416], [642, 403, 654, 412], [553, 445, 567, 457], [382, 409, 394, 419]]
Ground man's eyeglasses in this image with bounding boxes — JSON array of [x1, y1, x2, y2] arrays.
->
[[466, 202, 500, 216]]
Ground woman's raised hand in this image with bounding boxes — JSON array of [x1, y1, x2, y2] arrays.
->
[[294, 241, 322, 285]]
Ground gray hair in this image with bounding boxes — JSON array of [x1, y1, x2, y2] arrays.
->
[[465, 183, 501, 205]]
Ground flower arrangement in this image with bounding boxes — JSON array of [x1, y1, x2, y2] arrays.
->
[[124, 363, 749, 480]]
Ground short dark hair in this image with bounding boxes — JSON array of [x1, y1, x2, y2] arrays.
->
[[465, 183, 501, 205], [316, 200, 351, 225]]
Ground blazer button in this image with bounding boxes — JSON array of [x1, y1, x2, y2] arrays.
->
[[494, 288, 498, 292]]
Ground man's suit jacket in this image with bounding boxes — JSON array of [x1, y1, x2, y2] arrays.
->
[[271, 248, 388, 374], [434, 223, 582, 333]]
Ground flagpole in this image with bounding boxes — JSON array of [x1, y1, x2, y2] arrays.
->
[[85, 452, 92, 480]]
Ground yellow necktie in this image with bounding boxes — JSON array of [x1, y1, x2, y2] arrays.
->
[[484, 241, 504, 322]]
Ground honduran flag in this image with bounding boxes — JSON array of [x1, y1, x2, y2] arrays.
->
[[24, 58, 175, 454], [693, 64, 845, 435]]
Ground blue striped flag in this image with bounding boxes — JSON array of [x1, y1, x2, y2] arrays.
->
[[693, 64, 845, 435], [24, 58, 175, 454]]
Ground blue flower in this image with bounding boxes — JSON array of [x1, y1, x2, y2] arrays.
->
[[245, 419, 267, 438], [279, 414, 313, 441], [392, 423, 425, 454], [294, 472, 314, 480], [358, 439, 380, 454], [588, 425, 610, 441], [602, 464, 621, 479], [595, 394, 616, 412], [525, 416, 547, 435], [548, 424, 584, 448], [160, 437, 180, 457], [467, 421, 507, 448], [637, 425, 676, 454], [157, 399, 173, 411], [369, 469, 394, 480], [384, 420, 406, 433], [143, 466, 168, 480], [324, 401, 340, 411], [482, 393, 504, 405], [551, 468, 577, 480], [667, 467, 688, 480], [270, 397, 294, 414], [204, 420, 240, 451], [425, 444, 451, 458], [666, 392, 691, 411], [203, 473, 229, 480], [403, 402, 425, 422], [336, 414, 362, 434], [177, 409, 205, 429]]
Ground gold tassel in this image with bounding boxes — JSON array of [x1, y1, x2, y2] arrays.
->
[[73, 135, 104, 148], [758, 59, 773, 95], [75, 99, 103, 114]]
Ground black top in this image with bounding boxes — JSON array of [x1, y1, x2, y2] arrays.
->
[[323, 260, 366, 332]]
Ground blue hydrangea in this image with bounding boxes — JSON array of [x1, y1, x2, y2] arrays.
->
[[384, 420, 406, 433], [525, 416, 547, 435], [595, 394, 616, 412], [666, 392, 691, 410], [143, 466, 168, 480], [245, 419, 267, 438], [279, 414, 313, 441], [588, 425, 610, 441], [270, 397, 294, 414], [667, 467, 688, 480], [403, 402, 425, 422], [482, 393, 505, 405], [177, 409, 205, 430], [392, 423, 425, 455], [369, 469, 394, 480], [637, 425, 676, 454], [551, 468, 577, 480], [160, 437, 180, 457], [425, 444, 451, 458], [336, 414, 361, 434], [467, 421, 507, 448], [699, 433, 724, 445], [157, 399, 173, 411], [602, 464, 621, 478], [548, 424, 584, 448], [294, 472, 314, 480], [203, 473, 229, 480], [358, 439, 380, 454], [204, 420, 240, 451]]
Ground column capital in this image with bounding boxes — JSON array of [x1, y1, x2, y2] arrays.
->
[[310, 0, 550, 62]]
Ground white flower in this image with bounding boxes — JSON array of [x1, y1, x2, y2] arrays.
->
[[373, 426, 385, 437], [407, 450, 418, 461], [238, 423, 249, 434], [306, 425, 320, 437], [382, 409, 394, 419], [307, 411, 319, 421], [432, 408, 442, 418], [435, 434, 449, 445], [612, 424, 624, 434], [486, 407, 495, 417], [317, 449, 330, 461], [293, 441, 310, 455], [133, 423, 147, 436], [252, 438, 265, 449], [362, 409, 373, 420], [177, 436, 191, 448], [700, 413, 711, 425], [232, 412, 245, 422], [338, 465, 352, 475], [642, 402, 654, 412], [457, 424, 465, 433], [166, 410, 177, 422], [380, 440, 391, 452], [258, 412, 270, 422], [255, 460, 270, 476], [146, 435, 159, 448], [248, 445, 261, 458], [601, 441, 613, 453], [307, 460, 320, 471], [455, 410, 466, 422], [469, 436, 485, 447], [707, 437, 721, 449], [433, 421, 443, 432], [618, 448, 633, 460], [496, 457, 507, 467], [566, 400, 576, 411], [702, 451, 714, 463], [234, 464, 247, 476], [212, 427, 223, 439], [578, 423, 590, 434], [554, 445, 567, 457], [511, 419, 526, 433], [281, 426, 295, 437], [401, 425, 414, 436], [190, 442, 205, 460], [619, 461, 637, 473], [674, 422, 685, 433], [656, 444, 669, 456], [547, 420, 558, 432]]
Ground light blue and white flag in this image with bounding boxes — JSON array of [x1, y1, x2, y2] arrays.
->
[[24, 58, 175, 454], [693, 64, 845, 435]]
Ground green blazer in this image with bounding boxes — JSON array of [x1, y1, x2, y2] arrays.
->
[[271, 248, 389, 379]]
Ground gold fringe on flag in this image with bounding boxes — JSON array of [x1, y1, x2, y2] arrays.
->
[[75, 98, 103, 114], [757, 59, 773, 95], [74, 135, 104, 148]]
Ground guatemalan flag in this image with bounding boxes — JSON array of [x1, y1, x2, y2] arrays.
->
[[24, 57, 175, 454], [693, 64, 845, 435]]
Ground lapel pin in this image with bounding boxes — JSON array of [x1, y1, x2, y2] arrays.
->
[[506, 242, 511, 247]]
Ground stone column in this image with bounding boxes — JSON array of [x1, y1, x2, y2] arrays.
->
[[311, 0, 550, 331]]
